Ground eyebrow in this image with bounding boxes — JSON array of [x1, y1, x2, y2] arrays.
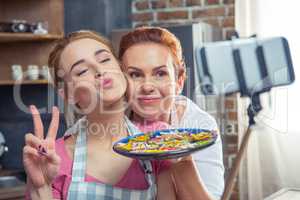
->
[[70, 59, 85, 72], [153, 65, 167, 71], [95, 49, 110, 56], [126, 66, 143, 72], [69, 49, 110, 72], [127, 65, 167, 72]]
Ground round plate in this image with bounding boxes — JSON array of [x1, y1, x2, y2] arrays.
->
[[113, 128, 218, 160]]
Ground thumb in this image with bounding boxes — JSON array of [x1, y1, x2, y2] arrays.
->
[[45, 151, 61, 165]]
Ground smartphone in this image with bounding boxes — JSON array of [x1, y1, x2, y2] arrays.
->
[[195, 37, 295, 95]]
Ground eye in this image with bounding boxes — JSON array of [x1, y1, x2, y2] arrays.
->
[[76, 69, 88, 76], [155, 70, 167, 77], [128, 71, 142, 79], [100, 58, 110, 63]]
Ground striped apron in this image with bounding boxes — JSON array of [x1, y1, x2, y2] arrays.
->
[[66, 117, 157, 200]]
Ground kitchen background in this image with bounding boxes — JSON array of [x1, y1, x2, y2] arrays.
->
[[0, 0, 239, 199]]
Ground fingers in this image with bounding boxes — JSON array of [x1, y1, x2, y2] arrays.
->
[[46, 151, 61, 165], [46, 106, 60, 140], [25, 133, 49, 158], [168, 155, 193, 164], [25, 133, 43, 149], [23, 145, 39, 157], [30, 105, 44, 139]]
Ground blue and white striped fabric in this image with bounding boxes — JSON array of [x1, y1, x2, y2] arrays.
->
[[67, 117, 157, 200]]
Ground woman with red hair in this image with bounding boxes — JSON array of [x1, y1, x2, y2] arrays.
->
[[119, 27, 225, 200]]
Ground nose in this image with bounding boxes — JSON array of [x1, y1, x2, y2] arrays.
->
[[94, 71, 106, 79], [141, 81, 155, 94], [95, 72, 101, 79]]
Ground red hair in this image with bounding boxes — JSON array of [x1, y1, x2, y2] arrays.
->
[[119, 26, 186, 79]]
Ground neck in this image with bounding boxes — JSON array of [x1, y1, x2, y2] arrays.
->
[[85, 98, 128, 147]]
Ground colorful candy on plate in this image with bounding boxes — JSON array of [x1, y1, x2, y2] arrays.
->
[[113, 128, 218, 160]]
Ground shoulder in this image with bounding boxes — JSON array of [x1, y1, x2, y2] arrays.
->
[[59, 118, 81, 158], [176, 96, 218, 131], [55, 135, 75, 154], [52, 137, 73, 199], [55, 136, 74, 174]]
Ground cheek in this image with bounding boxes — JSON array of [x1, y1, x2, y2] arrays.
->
[[118, 75, 127, 96], [125, 80, 137, 102], [160, 83, 176, 97], [74, 87, 91, 102], [70, 81, 97, 104], [127, 80, 140, 96], [160, 91, 175, 112], [160, 85, 176, 109]]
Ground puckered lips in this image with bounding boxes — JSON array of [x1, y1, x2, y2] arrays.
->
[[99, 78, 113, 89]]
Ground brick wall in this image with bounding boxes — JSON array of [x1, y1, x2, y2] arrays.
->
[[131, 0, 240, 199], [132, 0, 235, 39]]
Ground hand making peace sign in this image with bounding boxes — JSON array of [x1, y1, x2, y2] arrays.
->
[[23, 105, 61, 188]]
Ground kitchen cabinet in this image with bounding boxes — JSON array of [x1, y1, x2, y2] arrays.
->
[[0, 1, 64, 196], [64, 0, 131, 36], [0, 0, 64, 85]]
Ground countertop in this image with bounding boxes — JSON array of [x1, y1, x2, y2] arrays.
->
[[0, 186, 25, 200], [0, 169, 26, 200]]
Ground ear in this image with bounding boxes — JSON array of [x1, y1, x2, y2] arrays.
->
[[176, 69, 185, 95], [58, 88, 75, 104], [58, 88, 65, 100]]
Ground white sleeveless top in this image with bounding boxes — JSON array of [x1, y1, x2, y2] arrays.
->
[[171, 95, 224, 199]]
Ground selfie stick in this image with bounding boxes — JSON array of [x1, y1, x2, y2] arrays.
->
[[222, 34, 266, 200], [221, 94, 262, 200]]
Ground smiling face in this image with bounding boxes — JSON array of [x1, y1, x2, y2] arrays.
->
[[59, 38, 127, 113], [122, 42, 183, 121]]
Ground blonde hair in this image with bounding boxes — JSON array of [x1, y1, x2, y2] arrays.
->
[[49, 30, 116, 87]]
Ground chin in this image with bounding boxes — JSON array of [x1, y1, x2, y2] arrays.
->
[[99, 86, 126, 101], [101, 95, 125, 111], [136, 109, 162, 121]]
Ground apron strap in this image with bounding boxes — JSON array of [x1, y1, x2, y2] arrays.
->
[[139, 160, 156, 187], [125, 117, 157, 188], [70, 119, 87, 182], [124, 116, 140, 136]]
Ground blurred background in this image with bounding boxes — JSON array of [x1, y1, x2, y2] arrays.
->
[[0, 0, 299, 199]]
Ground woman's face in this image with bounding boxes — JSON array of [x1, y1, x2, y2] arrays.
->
[[122, 42, 182, 121], [59, 38, 127, 113]]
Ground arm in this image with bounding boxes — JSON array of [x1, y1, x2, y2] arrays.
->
[[29, 183, 56, 200], [174, 96, 225, 199], [156, 170, 177, 200], [170, 159, 215, 200], [192, 140, 225, 199]]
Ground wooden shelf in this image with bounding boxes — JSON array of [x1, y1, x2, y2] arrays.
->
[[0, 0, 63, 86], [0, 33, 63, 43], [0, 79, 50, 86]]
